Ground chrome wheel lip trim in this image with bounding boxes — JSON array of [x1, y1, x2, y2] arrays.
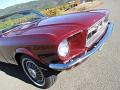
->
[[22, 58, 45, 87]]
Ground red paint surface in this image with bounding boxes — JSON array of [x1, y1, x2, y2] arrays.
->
[[0, 9, 108, 64]]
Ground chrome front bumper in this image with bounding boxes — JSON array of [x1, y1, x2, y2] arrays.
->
[[49, 22, 113, 71]]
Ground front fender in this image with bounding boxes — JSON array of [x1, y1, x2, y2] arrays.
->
[[15, 48, 43, 64]]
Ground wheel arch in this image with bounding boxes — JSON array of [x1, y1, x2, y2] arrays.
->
[[15, 48, 42, 65]]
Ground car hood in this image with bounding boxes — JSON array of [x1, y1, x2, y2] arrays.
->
[[38, 10, 105, 28], [3, 10, 106, 43]]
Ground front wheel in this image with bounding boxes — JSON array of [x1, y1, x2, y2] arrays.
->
[[20, 55, 57, 89]]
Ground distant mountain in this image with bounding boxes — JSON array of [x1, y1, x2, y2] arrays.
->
[[0, 0, 73, 16]]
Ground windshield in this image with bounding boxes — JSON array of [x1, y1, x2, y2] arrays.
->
[[0, 10, 46, 31]]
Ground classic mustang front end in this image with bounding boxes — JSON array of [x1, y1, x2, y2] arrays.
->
[[0, 9, 113, 88], [49, 10, 113, 70]]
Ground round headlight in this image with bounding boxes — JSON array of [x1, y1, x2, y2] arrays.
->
[[58, 39, 69, 57]]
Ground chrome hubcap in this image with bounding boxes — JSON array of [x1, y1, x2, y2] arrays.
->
[[28, 68, 36, 79], [22, 58, 45, 86]]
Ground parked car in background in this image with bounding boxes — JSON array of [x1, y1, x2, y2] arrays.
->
[[0, 9, 113, 88]]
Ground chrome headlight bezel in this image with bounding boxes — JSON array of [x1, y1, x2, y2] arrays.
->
[[58, 39, 69, 57]]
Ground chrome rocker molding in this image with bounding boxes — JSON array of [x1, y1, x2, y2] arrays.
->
[[49, 22, 113, 71]]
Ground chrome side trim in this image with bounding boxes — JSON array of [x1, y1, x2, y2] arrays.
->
[[49, 23, 113, 71]]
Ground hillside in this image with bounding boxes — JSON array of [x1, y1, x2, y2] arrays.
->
[[0, 0, 72, 16]]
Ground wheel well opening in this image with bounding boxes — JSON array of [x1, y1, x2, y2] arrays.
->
[[15, 53, 60, 74], [15, 53, 23, 66]]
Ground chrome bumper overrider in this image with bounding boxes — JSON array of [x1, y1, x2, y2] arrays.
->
[[49, 22, 113, 71]]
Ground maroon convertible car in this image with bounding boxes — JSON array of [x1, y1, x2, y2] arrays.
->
[[0, 9, 113, 88]]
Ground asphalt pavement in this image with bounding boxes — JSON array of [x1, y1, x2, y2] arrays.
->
[[0, 0, 120, 90]]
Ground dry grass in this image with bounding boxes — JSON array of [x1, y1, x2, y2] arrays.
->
[[64, 0, 103, 14], [41, 0, 103, 17]]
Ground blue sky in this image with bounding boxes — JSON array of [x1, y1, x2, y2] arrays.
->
[[0, 0, 36, 9]]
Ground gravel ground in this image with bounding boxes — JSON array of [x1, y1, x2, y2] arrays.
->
[[0, 0, 120, 90]]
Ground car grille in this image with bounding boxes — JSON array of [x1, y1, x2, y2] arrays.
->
[[86, 17, 108, 47]]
